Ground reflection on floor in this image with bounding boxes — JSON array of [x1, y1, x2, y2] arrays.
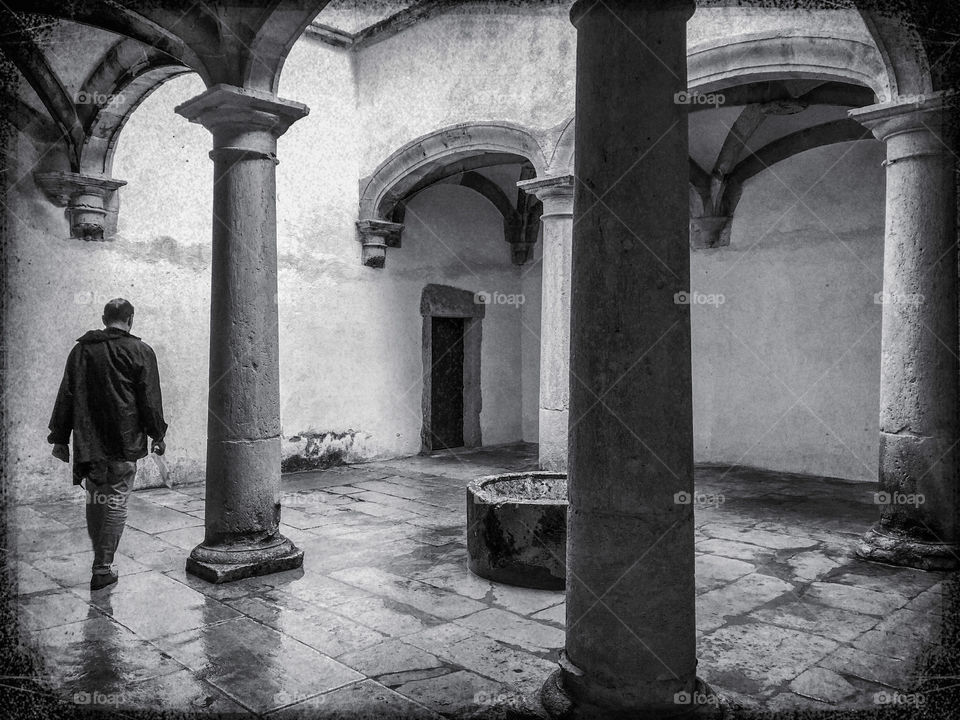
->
[[11, 443, 950, 717]]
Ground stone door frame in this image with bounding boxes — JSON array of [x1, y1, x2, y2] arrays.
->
[[420, 284, 484, 453]]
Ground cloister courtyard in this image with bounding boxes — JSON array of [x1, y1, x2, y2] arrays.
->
[[2, 0, 959, 717]]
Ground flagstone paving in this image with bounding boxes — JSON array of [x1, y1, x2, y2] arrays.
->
[[10, 443, 953, 717]]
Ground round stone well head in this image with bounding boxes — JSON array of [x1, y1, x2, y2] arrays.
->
[[466, 471, 567, 591]]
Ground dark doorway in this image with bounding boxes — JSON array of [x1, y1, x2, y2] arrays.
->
[[430, 316, 465, 449]]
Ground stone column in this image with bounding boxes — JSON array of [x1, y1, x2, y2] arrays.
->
[[518, 175, 574, 472], [175, 84, 308, 583], [850, 93, 959, 570], [541, 1, 713, 718]]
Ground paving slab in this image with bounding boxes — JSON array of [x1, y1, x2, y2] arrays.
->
[[803, 582, 910, 617], [78, 570, 240, 640], [337, 638, 447, 678], [229, 594, 387, 658], [330, 567, 487, 620], [698, 622, 838, 693], [454, 608, 565, 652], [156, 615, 363, 713], [267, 679, 443, 719]]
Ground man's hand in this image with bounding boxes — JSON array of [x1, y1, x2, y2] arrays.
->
[[51, 444, 69, 463], [151, 439, 166, 456]]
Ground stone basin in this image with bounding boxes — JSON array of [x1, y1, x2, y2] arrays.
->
[[466, 471, 567, 590]]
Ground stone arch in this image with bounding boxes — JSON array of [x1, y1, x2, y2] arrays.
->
[[688, 31, 892, 98], [547, 116, 576, 177], [856, 8, 933, 97], [0, 8, 86, 172], [545, 33, 886, 178], [78, 38, 193, 176], [358, 121, 548, 221], [4, 0, 206, 83], [246, 1, 333, 94]]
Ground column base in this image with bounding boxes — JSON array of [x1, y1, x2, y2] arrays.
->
[[186, 534, 304, 584], [856, 526, 959, 571], [540, 670, 725, 719]]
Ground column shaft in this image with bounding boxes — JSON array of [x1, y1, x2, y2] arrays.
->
[[548, 1, 703, 716], [206, 138, 282, 543], [519, 176, 575, 472], [176, 84, 309, 582]]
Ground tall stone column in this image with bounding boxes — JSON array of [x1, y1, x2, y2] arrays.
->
[[541, 1, 713, 718], [850, 93, 959, 570], [518, 175, 574, 472], [175, 84, 308, 583]]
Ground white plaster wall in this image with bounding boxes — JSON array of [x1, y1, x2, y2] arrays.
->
[[275, 38, 535, 457], [691, 140, 886, 482], [354, 2, 577, 174]]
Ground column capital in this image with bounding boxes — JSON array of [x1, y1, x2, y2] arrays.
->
[[849, 91, 956, 163], [571, 0, 695, 26], [356, 218, 404, 269], [518, 175, 575, 218], [175, 83, 309, 137]]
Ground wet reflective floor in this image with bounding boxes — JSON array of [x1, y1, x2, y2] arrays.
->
[[10, 444, 952, 717]]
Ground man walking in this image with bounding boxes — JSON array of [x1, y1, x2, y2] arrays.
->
[[48, 298, 167, 590]]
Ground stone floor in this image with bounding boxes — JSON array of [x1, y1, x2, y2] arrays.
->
[[9, 443, 954, 718]]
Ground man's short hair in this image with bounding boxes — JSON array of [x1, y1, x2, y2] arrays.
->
[[103, 298, 135, 324]]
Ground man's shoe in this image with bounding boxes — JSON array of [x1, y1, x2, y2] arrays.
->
[[90, 571, 118, 590]]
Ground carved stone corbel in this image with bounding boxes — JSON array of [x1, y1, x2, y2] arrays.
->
[[34, 171, 127, 240], [689, 216, 732, 249], [356, 218, 404, 268]]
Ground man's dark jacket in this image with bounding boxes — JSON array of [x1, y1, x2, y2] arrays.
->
[[48, 328, 167, 484]]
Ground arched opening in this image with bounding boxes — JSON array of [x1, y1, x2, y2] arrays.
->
[[682, 75, 884, 483], [360, 124, 547, 454]]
